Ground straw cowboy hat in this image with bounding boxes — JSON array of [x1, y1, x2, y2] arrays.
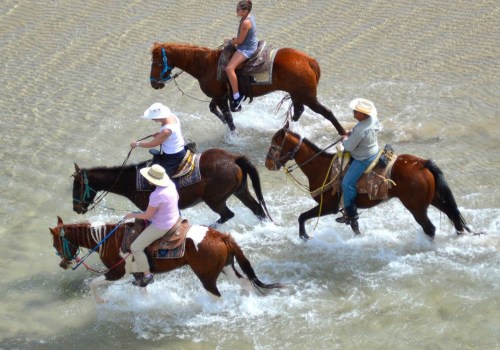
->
[[140, 164, 170, 187], [349, 98, 376, 116], [141, 102, 175, 120]]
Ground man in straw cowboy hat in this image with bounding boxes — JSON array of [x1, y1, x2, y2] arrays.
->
[[125, 164, 180, 287], [336, 98, 382, 234]]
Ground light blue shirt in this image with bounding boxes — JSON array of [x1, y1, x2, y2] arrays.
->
[[342, 116, 382, 160]]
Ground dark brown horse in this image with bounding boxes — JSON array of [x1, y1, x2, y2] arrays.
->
[[49, 217, 283, 303], [73, 148, 271, 226], [149, 42, 346, 135], [265, 127, 473, 240]]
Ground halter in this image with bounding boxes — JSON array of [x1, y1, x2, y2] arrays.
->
[[150, 47, 174, 83], [266, 130, 304, 170]]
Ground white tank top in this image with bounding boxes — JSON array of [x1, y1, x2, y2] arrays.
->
[[160, 116, 185, 154]]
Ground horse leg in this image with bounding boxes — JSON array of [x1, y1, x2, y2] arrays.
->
[[292, 102, 305, 122], [206, 201, 235, 226], [215, 99, 236, 132], [298, 204, 337, 241], [89, 275, 111, 304], [234, 187, 267, 220], [209, 99, 227, 124], [405, 206, 436, 239], [305, 99, 346, 136]]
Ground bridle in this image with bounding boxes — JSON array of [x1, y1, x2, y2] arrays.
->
[[150, 47, 174, 84], [266, 130, 304, 170], [72, 169, 101, 212], [54, 227, 80, 263], [267, 129, 342, 171]]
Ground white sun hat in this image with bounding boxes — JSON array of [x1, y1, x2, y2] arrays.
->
[[349, 98, 377, 117], [139, 164, 170, 187], [141, 102, 175, 120]]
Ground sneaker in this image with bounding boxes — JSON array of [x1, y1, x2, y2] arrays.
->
[[230, 95, 244, 112], [132, 274, 154, 287]]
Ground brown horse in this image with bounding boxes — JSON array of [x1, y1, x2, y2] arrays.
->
[[49, 217, 283, 303], [265, 127, 473, 240], [73, 148, 271, 226], [149, 42, 346, 135]]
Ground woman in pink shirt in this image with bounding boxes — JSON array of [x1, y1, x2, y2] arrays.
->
[[125, 164, 180, 287]]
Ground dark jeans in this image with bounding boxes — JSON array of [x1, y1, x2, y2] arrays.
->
[[154, 148, 187, 177]]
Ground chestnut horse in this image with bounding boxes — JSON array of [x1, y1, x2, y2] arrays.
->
[[49, 217, 283, 303], [265, 127, 473, 240], [149, 42, 346, 135], [73, 148, 271, 226]]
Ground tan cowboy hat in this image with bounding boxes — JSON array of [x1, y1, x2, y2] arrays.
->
[[140, 164, 170, 186], [349, 98, 376, 116], [141, 102, 175, 120]]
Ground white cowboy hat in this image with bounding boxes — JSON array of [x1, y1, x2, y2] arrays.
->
[[349, 98, 376, 117], [139, 164, 170, 187], [141, 102, 175, 120]]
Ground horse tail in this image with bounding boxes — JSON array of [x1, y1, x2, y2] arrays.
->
[[224, 234, 284, 292], [424, 159, 472, 233], [308, 57, 321, 83], [235, 156, 273, 221]]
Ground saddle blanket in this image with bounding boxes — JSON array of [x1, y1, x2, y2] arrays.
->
[[217, 40, 278, 85]]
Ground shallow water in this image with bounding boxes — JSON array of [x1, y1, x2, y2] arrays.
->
[[0, 0, 499, 349]]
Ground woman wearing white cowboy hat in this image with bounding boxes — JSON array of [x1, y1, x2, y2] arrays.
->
[[130, 102, 186, 176], [124, 164, 180, 287], [336, 98, 382, 234]]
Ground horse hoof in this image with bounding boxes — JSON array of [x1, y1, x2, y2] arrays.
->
[[299, 233, 312, 241]]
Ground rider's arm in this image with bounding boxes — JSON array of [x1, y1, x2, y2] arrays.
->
[[125, 205, 158, 221], [232, 18, 252, 46], [130, 128, 171, 149]]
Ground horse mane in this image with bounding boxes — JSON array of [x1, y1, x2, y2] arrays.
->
[[81, 160, 149, 173], [285, 129, 334, 156], [152, 42, 221, 69]]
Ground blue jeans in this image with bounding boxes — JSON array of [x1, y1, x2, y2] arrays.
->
[[341, 153, 378, 217]]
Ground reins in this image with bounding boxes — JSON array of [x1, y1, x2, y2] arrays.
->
[[71, 218, 126, 270], [272, 132, 344, 232], [75, 253, 131, 274], [74, 134, 153, 211]]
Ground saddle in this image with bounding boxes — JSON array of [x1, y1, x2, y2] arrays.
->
[[121, 218, 191, 259], [217, 40, 278, 98], [356, 145, 397, 200], [310, 144, 398, 201]]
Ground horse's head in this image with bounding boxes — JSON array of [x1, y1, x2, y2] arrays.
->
[[265, 123, 303, 170], [150, 42, 174, 89], [49, 216, 79, 270], [72, 163, 97, 214]]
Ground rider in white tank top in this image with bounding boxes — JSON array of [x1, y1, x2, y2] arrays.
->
[[160, 116, 185, 154]]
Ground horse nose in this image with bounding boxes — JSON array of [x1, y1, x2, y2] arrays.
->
[[265, 158, 277, 171], [150, 80, 165, 90]]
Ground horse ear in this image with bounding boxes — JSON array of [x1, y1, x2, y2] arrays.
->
[[284, 120, 290, 130], [74, 163, 80, 172], [57, 216, 63, 226], [49, 227, 56, 236]]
